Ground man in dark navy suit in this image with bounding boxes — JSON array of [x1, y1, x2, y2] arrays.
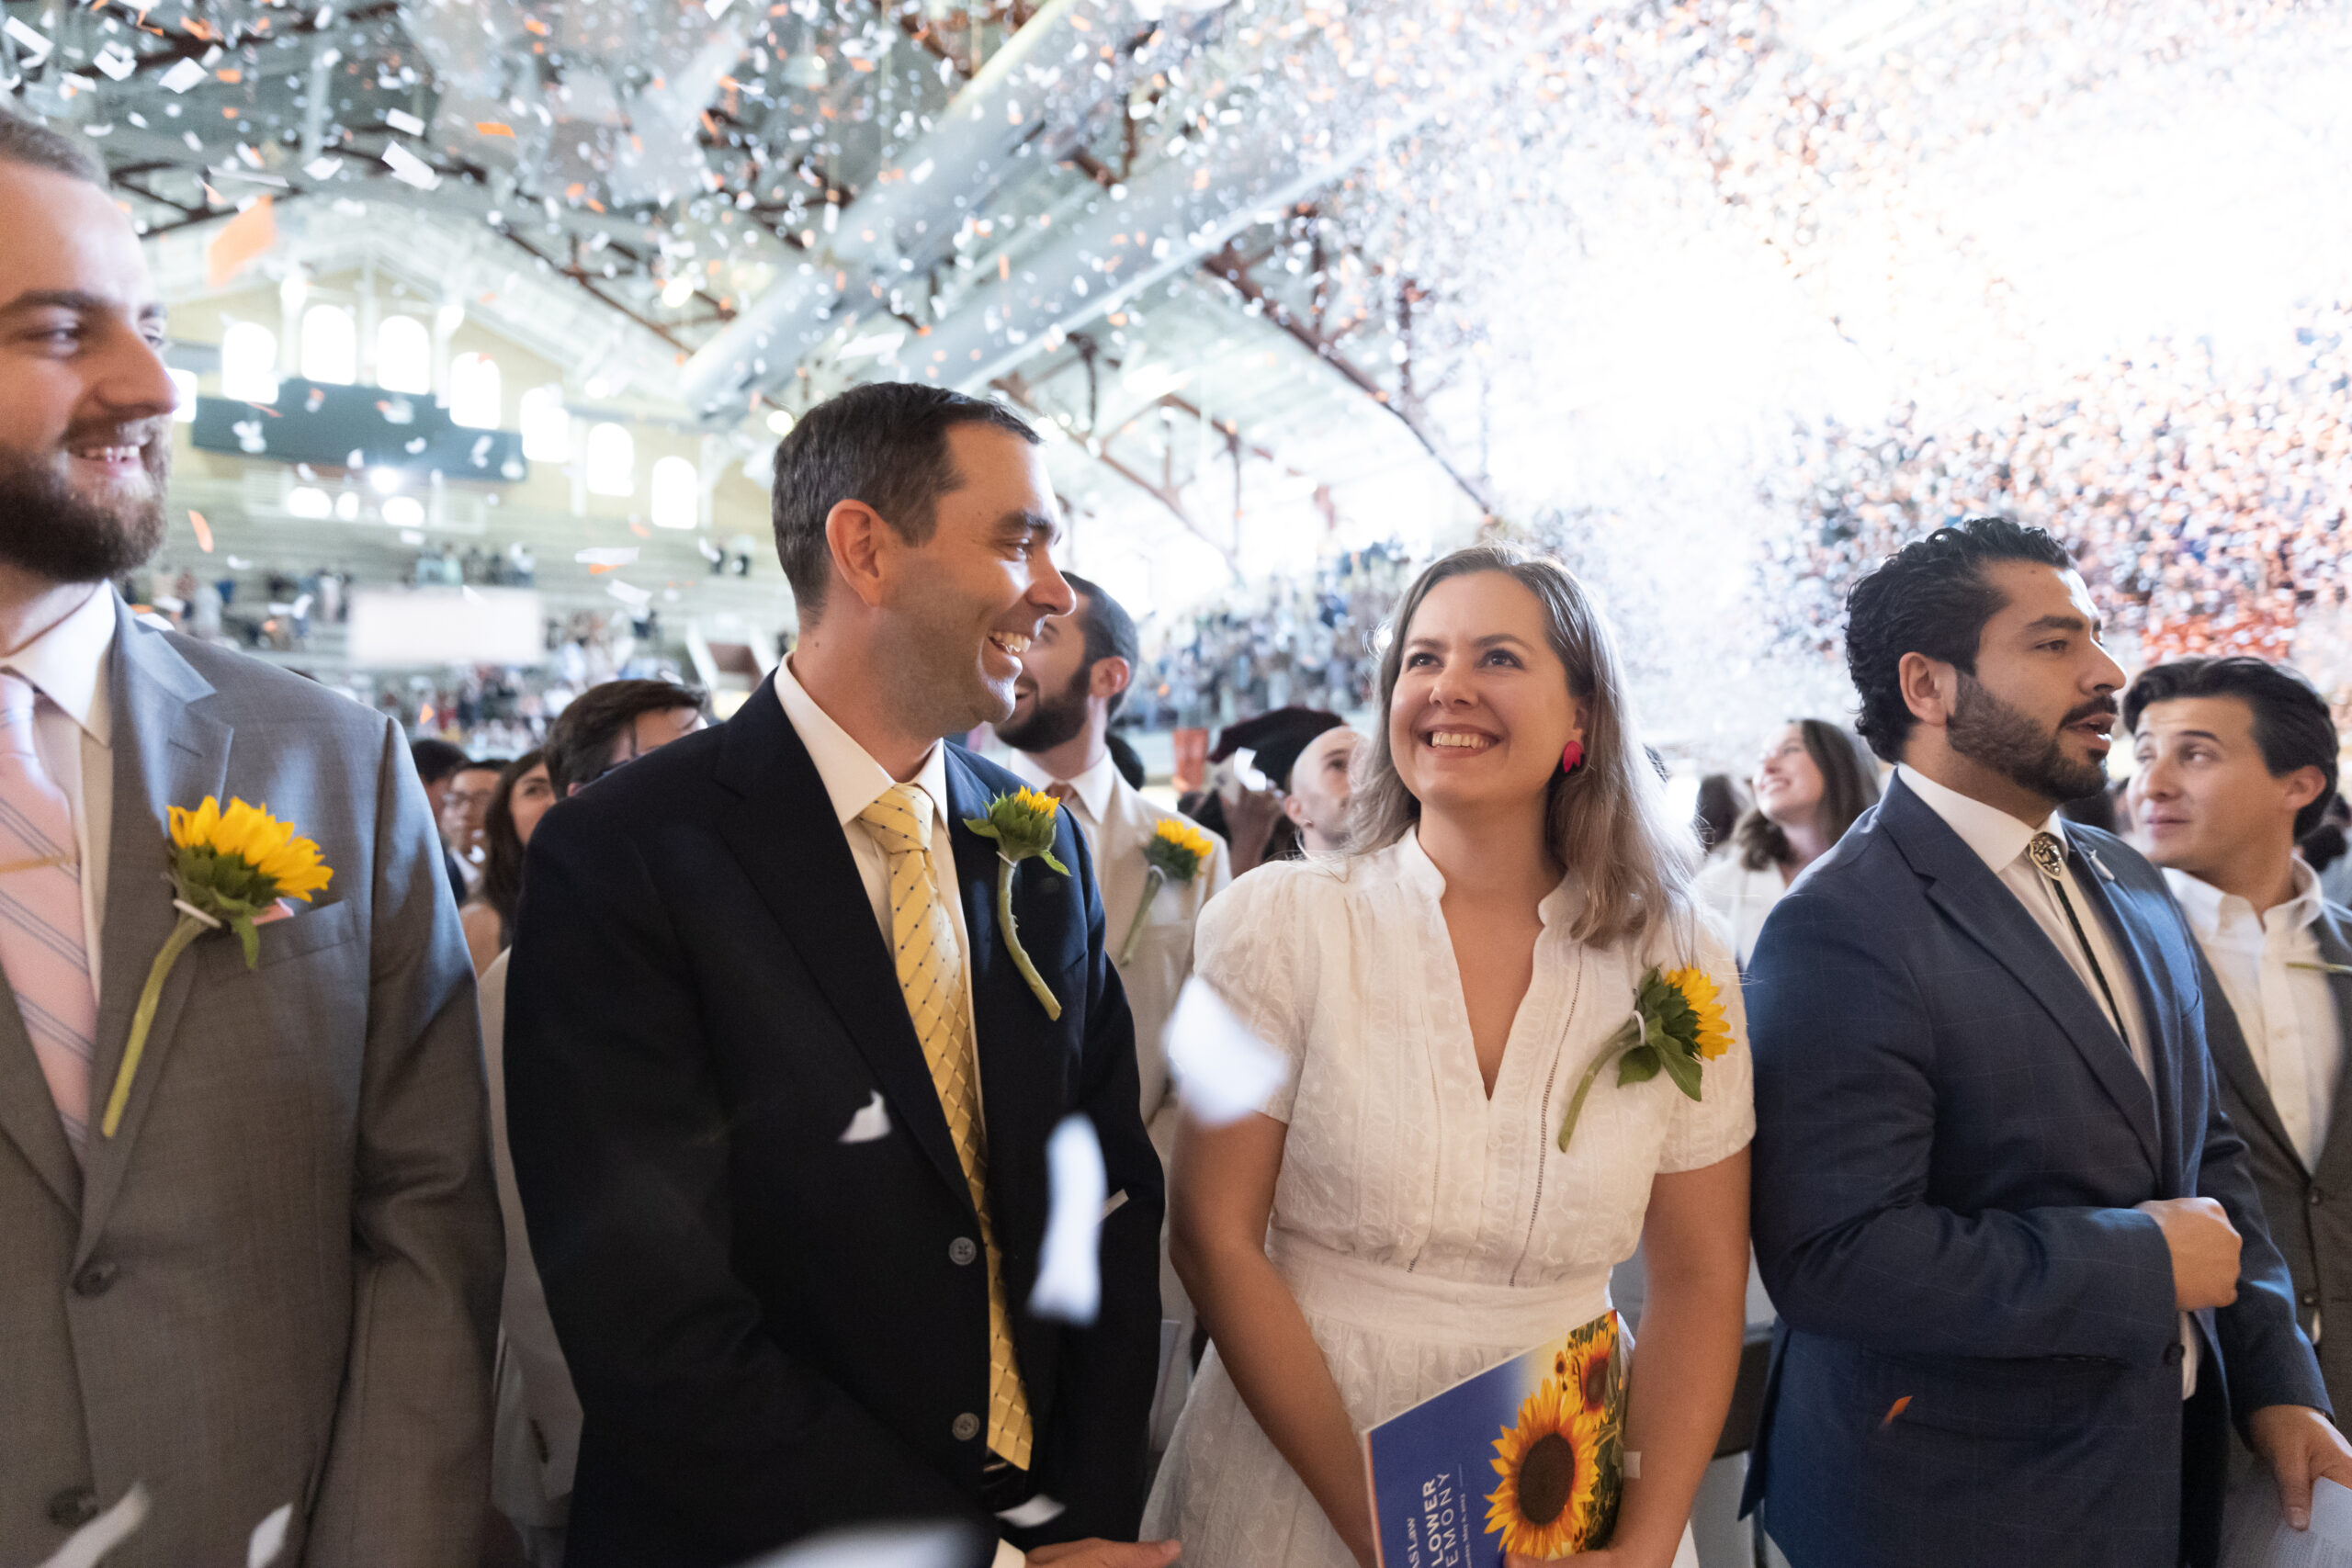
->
[[504, 384, 1174, 1568], [1744, 518, 2352, 1567]]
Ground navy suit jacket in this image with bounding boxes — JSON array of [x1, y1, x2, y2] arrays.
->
[[1743, 774, 2326, 1568], [503, 675, 1165, 1568]]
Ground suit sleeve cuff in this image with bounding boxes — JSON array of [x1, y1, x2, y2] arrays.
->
[[993, 1540, 1027, 1568]]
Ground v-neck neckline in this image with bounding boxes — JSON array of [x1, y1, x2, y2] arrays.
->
[[1403, 831, 1574, 1111]]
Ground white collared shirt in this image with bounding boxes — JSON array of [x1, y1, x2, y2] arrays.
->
[[1897, 764, 2192, 1396], [1007, 749, 1118, 827], [2166, 862, 2341, 1169], [773, 657, 978, 1032], [0, 586, 117, 996]]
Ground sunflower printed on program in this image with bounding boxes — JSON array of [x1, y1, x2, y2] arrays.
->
[[1485, 1380, 1608, 1558], [1561, 1316, 1616, 1416]]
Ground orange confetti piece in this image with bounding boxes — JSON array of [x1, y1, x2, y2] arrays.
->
[[474, 120, 514, 138], [188, 511, 213, 553], [203, 194, 276, 288], [216, 66, 239, 82], [1882, 1396, 1912, 1427]]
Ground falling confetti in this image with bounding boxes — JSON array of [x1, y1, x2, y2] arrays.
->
[[1166, 976, 1287, 1127], [1029, 1113, 1106, 1325], [187, 510, 213, 552]]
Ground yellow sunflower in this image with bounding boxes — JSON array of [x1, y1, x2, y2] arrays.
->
[[1485, 1380, 1608, 1558], [1660, 964, 1735, 1060], [1563, 1325, 1615, 1417], [167, 796, 334, 902]]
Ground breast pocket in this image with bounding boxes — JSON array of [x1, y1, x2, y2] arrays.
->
[[195, 897, 363, 981]]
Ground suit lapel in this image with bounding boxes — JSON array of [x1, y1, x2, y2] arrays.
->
[[710, 680, 972, 1215], [0, 966, 81, 1213], [2310, 908, 2352, 1186], [944, 749, 1059, 1165], [77, 603, 229, 1250], [2064, 835, 2187, 1187], [2189, 921, 2299, 1170], [1884, 780, 2161, 1173]]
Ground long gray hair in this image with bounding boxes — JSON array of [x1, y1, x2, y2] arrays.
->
[[1349, 545, 1699, 949]]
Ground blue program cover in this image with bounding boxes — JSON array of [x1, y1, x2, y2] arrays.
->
[[1363, 1311, 1628, 1568]]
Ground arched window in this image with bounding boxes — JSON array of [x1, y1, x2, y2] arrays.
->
[[300, 304, 356, 384], [584, 422, 635, 496], [376, 315, 432, 393], [449, 352, 502, 429], [650, 455, 700, 530], [220, 321, 279, 402], [519, 386, 571, 462]]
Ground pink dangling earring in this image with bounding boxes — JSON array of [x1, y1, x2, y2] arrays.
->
[[1560, 740, 1585, 774]]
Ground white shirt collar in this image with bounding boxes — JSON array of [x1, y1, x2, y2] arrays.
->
[[0, 584, 117, 743], [1896, 762, 2057, 876], [1005, 748, 1119, 821], [774, 655, 951, 833], [2164, 859, 2324, 943]]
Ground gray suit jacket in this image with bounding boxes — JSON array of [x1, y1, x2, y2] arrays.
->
[[0, 597, 503, 1568], [2200, 899, 2352, 1419]]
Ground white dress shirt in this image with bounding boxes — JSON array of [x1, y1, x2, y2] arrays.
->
[[0, 586, 118, 997], [773, 660, 1028, 1568], [2165, 862, 2342, 1170], [774, 657, 978, 1029], [1897, 764, 2193, 1394]]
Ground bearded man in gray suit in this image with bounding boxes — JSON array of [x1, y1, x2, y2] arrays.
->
[[0, 114, 502, 1566]]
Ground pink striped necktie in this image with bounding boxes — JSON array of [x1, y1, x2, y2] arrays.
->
[[0, 672, 97, 1160]]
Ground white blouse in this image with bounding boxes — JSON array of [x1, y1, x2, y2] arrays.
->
[[1693, 852, 1789, 969], [1210, 832, 1754, 1297]]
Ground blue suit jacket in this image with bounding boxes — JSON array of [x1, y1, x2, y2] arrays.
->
[[1743, 774, 2327, 1568]]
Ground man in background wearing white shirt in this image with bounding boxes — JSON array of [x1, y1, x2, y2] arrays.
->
[[2125, 655, 2352, 1529]]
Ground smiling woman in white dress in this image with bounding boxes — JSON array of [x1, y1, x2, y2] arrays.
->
[[1142, 546, 1753, 1568]]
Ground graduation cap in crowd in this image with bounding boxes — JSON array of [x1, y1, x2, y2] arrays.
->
[[1212, 707, 1349, 795]]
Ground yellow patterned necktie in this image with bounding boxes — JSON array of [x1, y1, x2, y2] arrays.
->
[[856, 782, 1034, 1469]]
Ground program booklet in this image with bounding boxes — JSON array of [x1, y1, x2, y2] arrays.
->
[[1363, 1311, 1629, 1568]]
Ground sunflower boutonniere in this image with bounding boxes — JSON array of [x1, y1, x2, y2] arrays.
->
[[1555, 964, 1732, 1153], [963, 787, 1069, 1021], [1117, 818, 1216, 966], [100, 797, 334, 1137]]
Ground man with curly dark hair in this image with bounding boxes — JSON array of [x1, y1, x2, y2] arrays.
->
[[1745, 517, 2347, 1568]]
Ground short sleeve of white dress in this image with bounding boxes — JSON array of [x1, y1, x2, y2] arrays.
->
[[1654, 915, 1758, 1174], [1189, 861, 1328, 1123]]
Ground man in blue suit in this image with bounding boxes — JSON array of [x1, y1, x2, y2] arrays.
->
[[1744, 518, 2352, 1566]]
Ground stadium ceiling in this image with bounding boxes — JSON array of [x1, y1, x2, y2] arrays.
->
[[10, 0, 1527, 563]]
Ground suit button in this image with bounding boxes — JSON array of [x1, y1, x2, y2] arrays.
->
[[949, 1237, 978, 1267], [47, 1487, 98, 1529], [952, 1413, 981, 1442], [73, 1262, 117, 1298], [2314, 1188, 2327, 1207], [2165, 1342, 2185, 1366], [2306, 1291, 2322, 1306]]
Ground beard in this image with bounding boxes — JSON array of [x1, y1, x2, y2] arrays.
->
[[995, 662, 1091, 753], [0, 424, 170, 583], [1947, 671, 2113, 805]]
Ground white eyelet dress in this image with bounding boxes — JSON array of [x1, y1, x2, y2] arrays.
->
[[1142, 834, 1753, 1567]]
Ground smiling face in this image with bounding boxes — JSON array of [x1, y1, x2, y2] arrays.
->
[[2130, 694, 2321, 887], [0, 162, 178, 585], [876, 423, 1072, 739], [1751, 723, 1825, 829], [1942, 559, 2126, 807], [1388, 570, 1583, 821], [996, 586, 1094, 754]]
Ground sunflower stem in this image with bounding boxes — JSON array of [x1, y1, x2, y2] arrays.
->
[[1116, 865, 1167, 968], [102, 912, 209, 1138], [1556, 1020, 1642, 1153], [997, 855, 1062, 1021]]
